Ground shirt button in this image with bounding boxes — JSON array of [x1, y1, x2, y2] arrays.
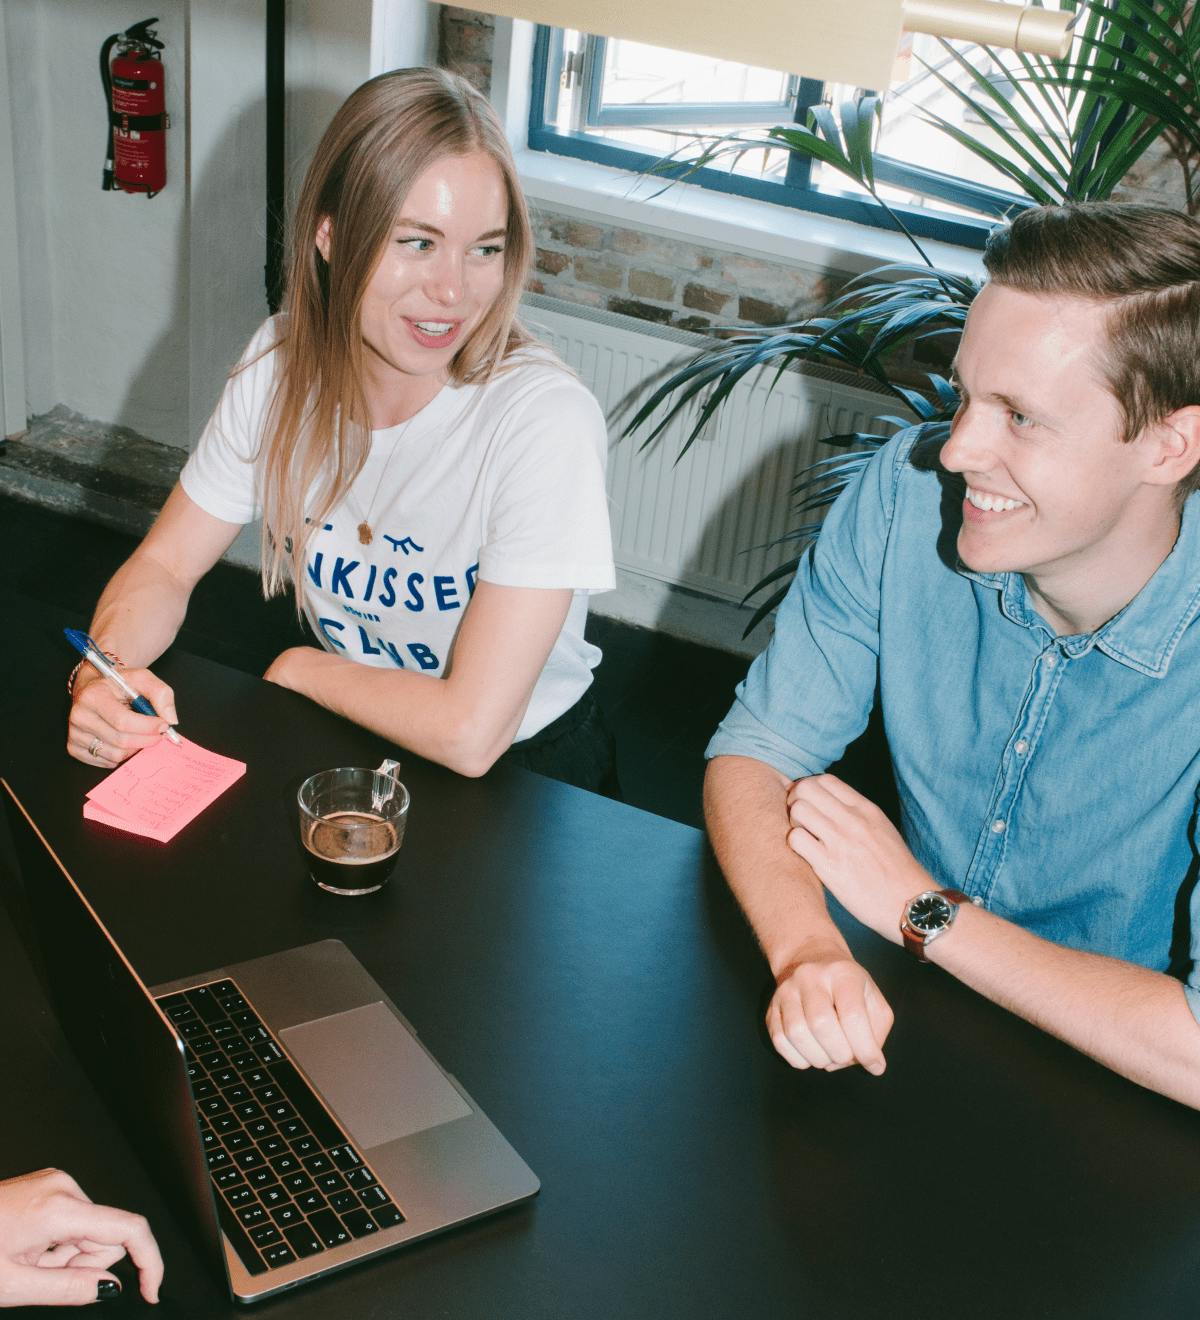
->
[[991, 819, 1006, 834], [1014, 739, 1028, 755], [1042, 652, 1057, 668]]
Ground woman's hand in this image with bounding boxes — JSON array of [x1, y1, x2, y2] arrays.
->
[[67, 666, 178, 768], [0, 1168, 162, 1307], [63, 483, 242, 768]]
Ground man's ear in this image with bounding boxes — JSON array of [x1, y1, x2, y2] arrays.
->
[[1146, 405, 1200, 489], [315, 216, 332, 263]]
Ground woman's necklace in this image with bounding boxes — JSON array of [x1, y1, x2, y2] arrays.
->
[[352, 417, 415, 546]]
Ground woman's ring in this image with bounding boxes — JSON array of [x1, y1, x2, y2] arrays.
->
[[88, 738, 104, 759]]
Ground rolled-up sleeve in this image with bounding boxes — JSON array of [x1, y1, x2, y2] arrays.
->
[[706, 436, 907, 780]]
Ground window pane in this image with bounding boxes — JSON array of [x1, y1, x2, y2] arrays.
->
[[540, 30, 797, 180], [821, 28, 1062, 204], [599, 39, 792, 110], [584, 122, 795, 180], [529, 9, 1070, 235]]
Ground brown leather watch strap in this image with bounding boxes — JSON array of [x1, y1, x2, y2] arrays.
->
[[901, 922, 929, 960]]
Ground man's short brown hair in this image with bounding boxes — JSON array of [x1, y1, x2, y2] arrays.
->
[[983, 203, 1200, 493]]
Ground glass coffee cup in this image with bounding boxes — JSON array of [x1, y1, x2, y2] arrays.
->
[[297, 761, 410, 896]]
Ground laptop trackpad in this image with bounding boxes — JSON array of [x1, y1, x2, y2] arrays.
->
[[280, 1001, 471, 1150]]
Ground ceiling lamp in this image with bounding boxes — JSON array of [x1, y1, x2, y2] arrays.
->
[[469, 0, 1074, 91]]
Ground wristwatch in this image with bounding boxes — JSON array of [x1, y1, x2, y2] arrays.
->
[[900, 888, 971, 961]]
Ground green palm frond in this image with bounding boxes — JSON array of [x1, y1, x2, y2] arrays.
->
[[739, 414, 955, 633], [916, 45, 1075, 197], [622, 267, 971, 474], [914, 0, 1200, 206], [673, 96, 949, 269], [622, 319, 886, 457]]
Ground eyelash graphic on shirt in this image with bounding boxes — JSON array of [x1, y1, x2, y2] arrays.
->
[[382, 534, 425, 556], [307, 521, 423, 556]]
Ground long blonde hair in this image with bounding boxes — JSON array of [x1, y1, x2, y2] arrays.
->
[[257, 67, 535, 600]]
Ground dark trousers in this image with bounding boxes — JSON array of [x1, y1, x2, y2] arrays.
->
[[499, 687, 622, 801]]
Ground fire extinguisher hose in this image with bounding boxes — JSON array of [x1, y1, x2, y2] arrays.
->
[[99, 32, 119, 190]]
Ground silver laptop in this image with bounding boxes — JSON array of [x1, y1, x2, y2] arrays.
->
[[2, 782, 539, 1304]]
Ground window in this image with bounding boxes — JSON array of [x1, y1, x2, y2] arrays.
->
[[527, 25, 1036, 248]]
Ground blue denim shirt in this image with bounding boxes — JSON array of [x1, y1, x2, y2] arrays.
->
[[707, 434, 1200, 1017]]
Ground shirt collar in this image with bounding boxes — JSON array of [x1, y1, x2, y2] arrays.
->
[[955, 493, 1200, 678]]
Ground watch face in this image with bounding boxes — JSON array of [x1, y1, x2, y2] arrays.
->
[[908, 893, 952, 933]]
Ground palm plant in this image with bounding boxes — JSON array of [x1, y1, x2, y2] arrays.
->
[[626, 0, 1200, 632]]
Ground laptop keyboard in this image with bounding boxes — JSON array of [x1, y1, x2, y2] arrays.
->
[[156, 978, 405, 1276]]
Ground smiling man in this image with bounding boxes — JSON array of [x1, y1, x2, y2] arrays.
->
[[704, 203, 1200, 1106]]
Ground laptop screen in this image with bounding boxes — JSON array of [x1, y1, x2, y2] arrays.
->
[[2, 781, 229, 1290]]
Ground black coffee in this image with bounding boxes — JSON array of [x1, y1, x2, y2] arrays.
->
[[303, 810, 400, 893]]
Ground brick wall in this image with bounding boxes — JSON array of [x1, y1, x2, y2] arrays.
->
[[439, 7, 494, 99], [528, 213, 830, 333]]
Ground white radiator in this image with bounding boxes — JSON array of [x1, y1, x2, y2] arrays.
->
[[523, 294, 893, 613]]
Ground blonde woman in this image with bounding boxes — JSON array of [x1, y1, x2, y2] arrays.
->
[[67, 68, 617, 792]]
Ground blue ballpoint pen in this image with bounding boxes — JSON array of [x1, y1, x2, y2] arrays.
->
[[64, 628, 183, 745]]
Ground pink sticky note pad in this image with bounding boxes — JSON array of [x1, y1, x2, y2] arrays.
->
[[83, 736, 246, 843]]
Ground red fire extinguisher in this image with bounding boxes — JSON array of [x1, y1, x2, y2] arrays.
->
[[100, 18, 169, 197]]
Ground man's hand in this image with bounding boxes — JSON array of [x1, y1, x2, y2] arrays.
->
[[704, 757, 899, 1078], [768, 935, 894, 1075], [0, 1168, 162, 1307], [786, 774, 932, 944], [67, 667, 177, 769]]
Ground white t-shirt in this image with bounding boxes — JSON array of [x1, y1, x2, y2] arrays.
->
[[180, 319, 615, 741]]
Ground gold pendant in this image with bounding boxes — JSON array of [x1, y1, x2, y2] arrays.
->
[[357, 522, 372, 546]]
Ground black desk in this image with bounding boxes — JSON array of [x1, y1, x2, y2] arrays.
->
[[2, 592, 1199, 1319]]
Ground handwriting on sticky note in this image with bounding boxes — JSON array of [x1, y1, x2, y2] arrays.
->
[[83, 736, 246, 843]]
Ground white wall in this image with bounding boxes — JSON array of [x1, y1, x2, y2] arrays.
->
[[285, 0, 373, 206], [7, 0, 190, 440], [187, 2, 269, 444], [3, 0, 434, 454], [0, 6, 27, 437], [5, 0, 53, 420], [283, 0, 436, 234]]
